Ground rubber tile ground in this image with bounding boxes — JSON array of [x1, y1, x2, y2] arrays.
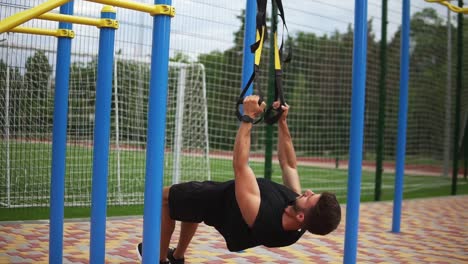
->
[[1, 195, 466, 263]]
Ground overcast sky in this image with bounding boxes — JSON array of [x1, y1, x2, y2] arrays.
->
[[0, 0, 455, 66], [151, 0, 450, 59]]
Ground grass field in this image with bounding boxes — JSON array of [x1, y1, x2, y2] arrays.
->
[[0, 141, 467, 221]]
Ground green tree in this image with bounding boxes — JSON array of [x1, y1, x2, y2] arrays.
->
[[68, 60, 97, 140], [380, 8, 452, 161], [113, 59, 149, 143], [23, 51, 53, 136], [407, 8, 449, 158], [170, 52, 191, 63], [197, 10, 250, 150], [0, 60, 22, 137]]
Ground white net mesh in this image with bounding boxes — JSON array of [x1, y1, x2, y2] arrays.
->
[[0, 0, 467, 208]]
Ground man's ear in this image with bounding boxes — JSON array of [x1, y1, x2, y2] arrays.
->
[[296, 211, 305, 223]]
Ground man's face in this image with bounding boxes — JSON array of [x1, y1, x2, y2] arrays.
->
[[294, 189, 321, 212]]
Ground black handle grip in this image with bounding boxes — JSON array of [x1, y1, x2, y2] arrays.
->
[[258, 97, 264, 106], [235, 95, 265, 123], [263, 105, 284, 125]]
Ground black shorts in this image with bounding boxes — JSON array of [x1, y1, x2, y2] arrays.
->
[[168, 180, 233, 224]]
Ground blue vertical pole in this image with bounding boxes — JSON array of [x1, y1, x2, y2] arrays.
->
[[142, 0, 173, 263], [392, 0, 410, 233], [49, 2, 74, 264], [89, 6, 116, 264], [343, 0, 368, 263], [241, 0, 256, 96]]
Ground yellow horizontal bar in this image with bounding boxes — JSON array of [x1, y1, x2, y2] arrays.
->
[[87, 0, 153, 13], [0, 0, 71, 33], [9, 27, 75, 38], [37, 13, 119, 28], [38, 13, 102, 27], [425, 0, 468, 14], [86, 0, 175, 16]]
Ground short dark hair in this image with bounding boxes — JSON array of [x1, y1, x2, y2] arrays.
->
[[303, 192, 341, 235]]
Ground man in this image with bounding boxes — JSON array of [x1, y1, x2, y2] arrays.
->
[[137, 95, 341, 264]]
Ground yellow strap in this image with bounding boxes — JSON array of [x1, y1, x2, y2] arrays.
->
[[254, 26, 282, 70], [273, 32, 281, 70], [254, 26, 265, 66]]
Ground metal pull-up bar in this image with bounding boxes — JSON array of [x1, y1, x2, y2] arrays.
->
[[0, 0, 71, 33], [425, 0, 468, 13], [86, 0, 175, 16]]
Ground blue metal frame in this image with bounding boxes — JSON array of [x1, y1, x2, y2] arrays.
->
[[343, 0, 368, 263], [89, 7, 117, 264], [142, 0, 173, 263], [392, 0, 410, 233], [241, 0, 256, 97], [49, 2, 74, 264]]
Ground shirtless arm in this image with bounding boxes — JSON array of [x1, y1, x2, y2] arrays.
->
[[232, 95, 265, 227]]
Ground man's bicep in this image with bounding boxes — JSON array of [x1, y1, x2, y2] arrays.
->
[[234, 166, 261, 227]]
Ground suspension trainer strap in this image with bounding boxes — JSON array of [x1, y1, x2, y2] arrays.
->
[[236, 0, 290, 124], [263, 0, 291, 124], [264, 32, 286, 124], [236, 0, 267, 124]]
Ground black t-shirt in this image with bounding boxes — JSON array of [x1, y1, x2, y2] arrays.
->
[[205, 178, 306, 251]]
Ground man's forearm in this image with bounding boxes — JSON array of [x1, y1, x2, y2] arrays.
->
[[278, 120, 301, 193], [232, 95, 263, 227], [232, 121, 261, 226], [278, 120, 297, 169], [233, 122, 253, 172]]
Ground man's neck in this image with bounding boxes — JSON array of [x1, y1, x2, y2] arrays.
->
[[282, 206, 302, 231]]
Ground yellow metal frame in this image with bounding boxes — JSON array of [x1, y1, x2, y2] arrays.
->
[[37, 8, 118, 29], [1, 0, 173, 37], [97, 18, 119, 29], [87, 0, 175, 17], [6, 13, 118, 37], [38, 13, 102, 27], [9, 27, 75, 38], [425, 0, 468, 14], [0, 0, 71, 33]]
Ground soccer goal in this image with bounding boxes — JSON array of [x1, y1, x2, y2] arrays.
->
[[0, 52, 210, 207], [111, 57, 211, 205]]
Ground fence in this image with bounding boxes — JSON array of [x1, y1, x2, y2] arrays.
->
[[1, 0, 467, 208]]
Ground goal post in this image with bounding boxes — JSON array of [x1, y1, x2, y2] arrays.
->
[[112, 57, 211, 203], [166, 61, 211, 185], [0, 52, 210, 208]]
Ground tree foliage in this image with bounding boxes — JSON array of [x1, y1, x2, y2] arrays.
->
[[1, 7, 463, 162]]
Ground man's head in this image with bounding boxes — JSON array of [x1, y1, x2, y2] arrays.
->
[[294, 190, 341, 235]]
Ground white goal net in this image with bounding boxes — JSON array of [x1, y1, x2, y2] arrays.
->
[[0, 51, 210, 207]]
